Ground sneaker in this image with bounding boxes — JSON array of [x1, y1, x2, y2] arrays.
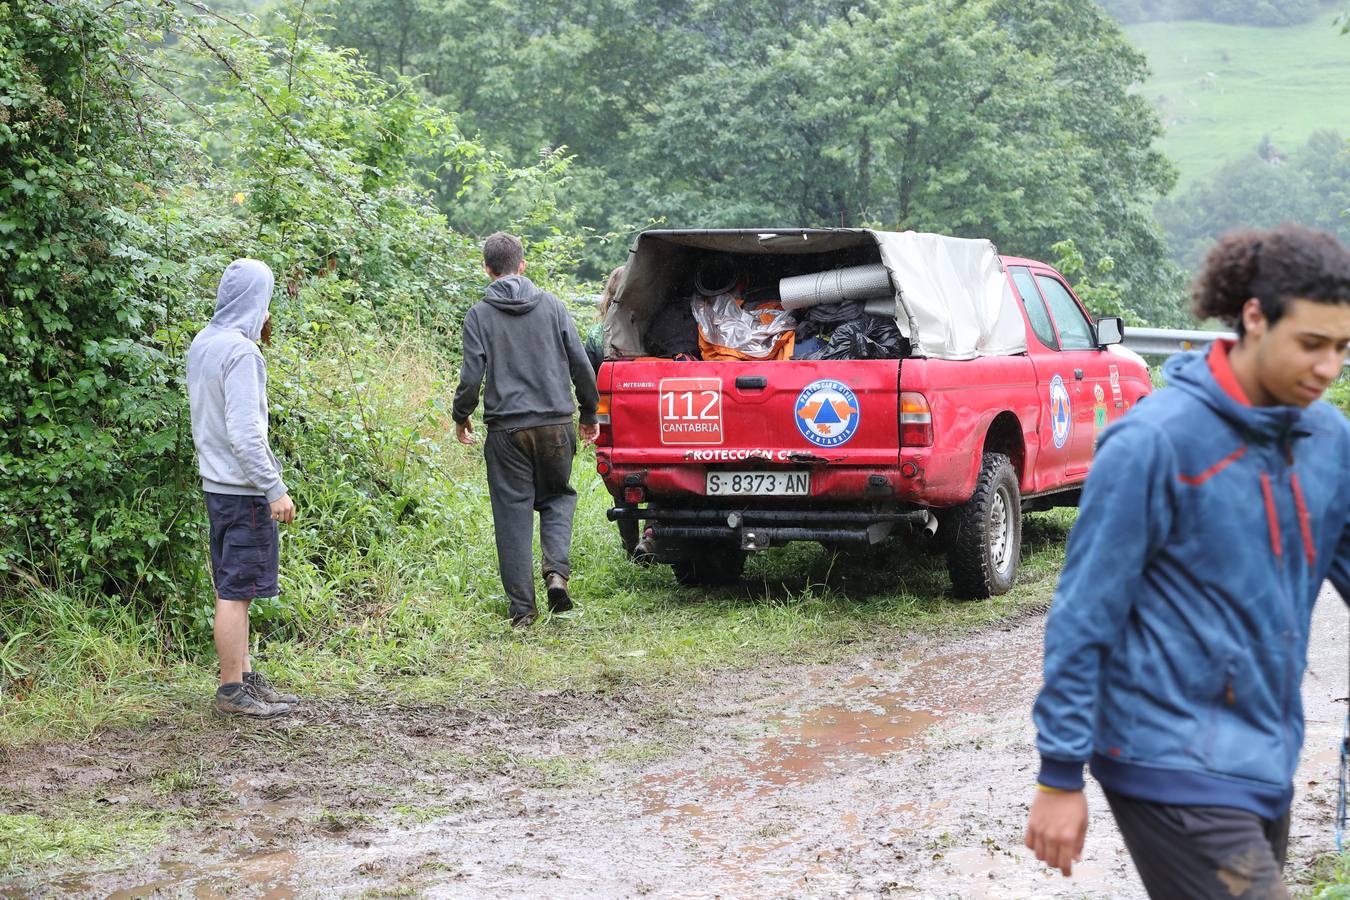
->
[[244, 670, 299, 705], [545, 572, 574, 614], [510, 610, 538, 629], [215, 682, 292, 719]]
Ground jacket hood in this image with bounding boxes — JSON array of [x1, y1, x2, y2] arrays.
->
[[211, 258, 274, 341], [483, 274, 546, 315], [1163, 347, 1306, 446]]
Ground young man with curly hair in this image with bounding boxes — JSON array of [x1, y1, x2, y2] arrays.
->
[[1025, 224, 1350, 898]]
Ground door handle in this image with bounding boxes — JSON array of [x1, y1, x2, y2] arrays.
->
[[736, 376, 767, 390], [1074, 368, 1084, 381]]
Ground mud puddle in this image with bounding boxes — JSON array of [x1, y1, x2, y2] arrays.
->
[[6, 588, 1347, 898]]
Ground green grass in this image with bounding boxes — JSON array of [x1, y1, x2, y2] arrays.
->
[[0, 501, 1070, 751], [1125, 7, 1350, 189], [0, 335, 1070, 751], [0, 807, 174, 877], [425, 748, 598, 788], [1303, 852, 1350, 897]]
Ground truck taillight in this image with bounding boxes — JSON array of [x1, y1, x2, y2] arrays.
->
[[900, 391, 932, 446], [595, 391, 612, 447]]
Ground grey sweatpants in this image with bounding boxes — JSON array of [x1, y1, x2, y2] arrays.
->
[[483, 424, 578, 618], [1105, 790, 1290, 899]]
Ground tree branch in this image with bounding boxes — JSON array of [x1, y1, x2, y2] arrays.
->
[[124, 56, 217, 130], [192, 31, 373, 228]]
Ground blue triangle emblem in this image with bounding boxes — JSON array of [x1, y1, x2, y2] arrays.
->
[[814, 400, 843, 425]]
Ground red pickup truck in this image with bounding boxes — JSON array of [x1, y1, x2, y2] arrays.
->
[[593, 228, 1151, 598]]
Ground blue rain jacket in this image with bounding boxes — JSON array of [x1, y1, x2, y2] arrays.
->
[[1033, 345, 1350, 817]]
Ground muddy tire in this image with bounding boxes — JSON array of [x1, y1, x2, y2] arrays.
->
[[670, 544, 746, 586], [946, 452, 1021, 600]]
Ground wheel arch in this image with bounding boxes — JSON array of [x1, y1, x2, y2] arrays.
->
[[982, 411, 1026, 485]]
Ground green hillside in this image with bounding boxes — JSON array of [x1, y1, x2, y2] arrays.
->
[[1125, 7, 1350, 188]]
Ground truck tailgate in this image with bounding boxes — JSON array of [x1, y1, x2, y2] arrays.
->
[[607, 360, 901, 466]]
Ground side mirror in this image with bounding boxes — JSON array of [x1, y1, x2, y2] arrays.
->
[[1095, 316, 1123, 347]]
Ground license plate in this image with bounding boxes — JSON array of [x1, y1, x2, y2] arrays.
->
[[705, 471, 810, 496]]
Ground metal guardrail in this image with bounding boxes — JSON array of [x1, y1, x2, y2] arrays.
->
[[1122, 326, 1350, 368], [1121, 326, 1233, 357]]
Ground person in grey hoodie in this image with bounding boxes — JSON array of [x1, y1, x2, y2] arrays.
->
[[453, 232, 600, 627], [187, 259, 300, 718]]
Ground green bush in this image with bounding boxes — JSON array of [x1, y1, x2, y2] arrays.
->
[[0, 0, 198, 598], [0, 1, 575, 637]]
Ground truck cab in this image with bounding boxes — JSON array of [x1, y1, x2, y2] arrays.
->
[[593, 228, 1151, 597]]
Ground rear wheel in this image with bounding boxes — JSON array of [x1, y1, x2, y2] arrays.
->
[[946, 452, 1021, 600], [670, 542, 746, 586]]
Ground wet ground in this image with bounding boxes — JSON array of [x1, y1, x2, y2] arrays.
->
[[5, 586, 1347, 898]]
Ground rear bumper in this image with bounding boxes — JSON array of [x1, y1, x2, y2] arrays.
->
[[596, 448, 976, 506], [607, 505, 931, 552], [599, 461, 907, 502]]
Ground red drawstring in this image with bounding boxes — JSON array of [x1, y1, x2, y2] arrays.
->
[[1289, 472, 1317, 568], [1185, 445, 1314, 569], [1260, 473, 1283, 562]]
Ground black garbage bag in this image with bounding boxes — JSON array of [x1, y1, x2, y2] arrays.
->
[[795, 319, 821, 342], [803, 315, 909, 360], [805, 300, 864, 327], [645, 299, 701, 358]]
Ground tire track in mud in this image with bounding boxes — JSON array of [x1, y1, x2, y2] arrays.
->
[[8, 588, 1346, 898]]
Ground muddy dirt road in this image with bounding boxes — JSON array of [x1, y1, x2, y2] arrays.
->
[[9, 587, 1348, 898]]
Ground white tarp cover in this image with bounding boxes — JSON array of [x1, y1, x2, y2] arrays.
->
[[604, 228, 1027, 360], [871, 231, 1027, 360]]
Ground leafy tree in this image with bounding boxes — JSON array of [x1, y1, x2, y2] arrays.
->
[[1156, 131, 1350, 273], [0, 0, 577, 617], [318, 0, 1184, 322], [1051, 239, 1144, 325]]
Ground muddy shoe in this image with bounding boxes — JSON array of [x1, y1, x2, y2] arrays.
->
[[244, 670, 299, 705], [510, 610, 538, 629], [545, 572, 574, 614], [215, 683, 292, 719]]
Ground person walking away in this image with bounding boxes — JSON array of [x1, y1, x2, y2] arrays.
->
[[187, 258, 300, 718], [580, 264, 655, 562], [1025, 224, 1350, 898], [453, 233, 600, 627], [584, 265, 624, 374]]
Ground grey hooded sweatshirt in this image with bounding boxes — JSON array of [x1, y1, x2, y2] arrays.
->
[[186, 259, 288, 502], [453, 275, 599, 431]]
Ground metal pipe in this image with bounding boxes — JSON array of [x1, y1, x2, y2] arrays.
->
[[654, 525, 871, 545]]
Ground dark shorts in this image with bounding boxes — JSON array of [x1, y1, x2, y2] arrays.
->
[[1105, 789, 1290, 899], [205, 492, 280, 600]]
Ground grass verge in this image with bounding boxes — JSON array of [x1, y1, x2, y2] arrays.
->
[[0, 330, 1074, 751], [0, 498, 1070, 751], [1125, 6, 1350, 189], [1302, 852, 1350, 898], [0, 805, 175, 878]]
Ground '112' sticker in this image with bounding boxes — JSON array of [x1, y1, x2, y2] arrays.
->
[[659, 378, 723, 445]]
